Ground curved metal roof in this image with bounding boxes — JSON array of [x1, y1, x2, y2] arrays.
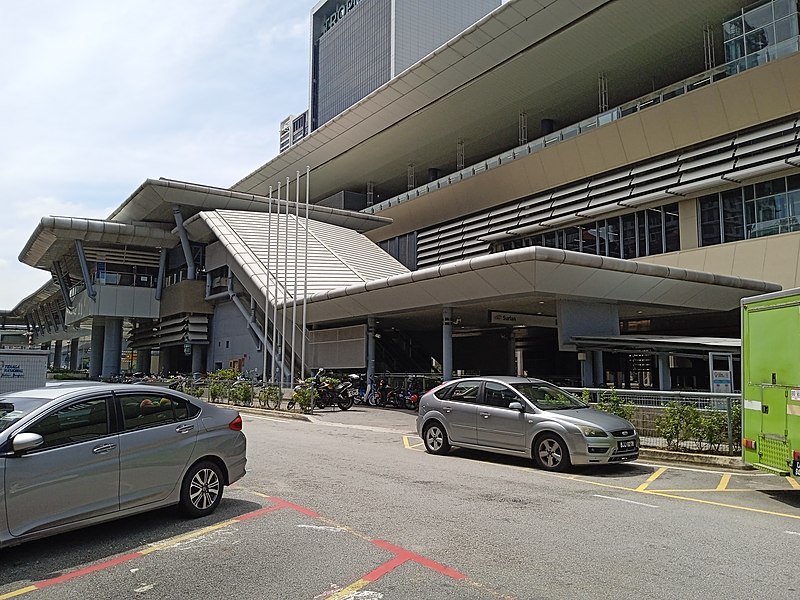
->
[[19, 217, 178, 271]]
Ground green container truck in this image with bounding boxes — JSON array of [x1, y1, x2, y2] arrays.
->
[[742, 288, 800, 476]]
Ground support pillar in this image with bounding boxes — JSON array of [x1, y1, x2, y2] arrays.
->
[[160, 349, 171, 376], [69, 337, 80, 371], [136, 348, 151, 375], [53, 340, 63, 370], [192, 344, 203, 374], [657, 353, 672, 391], [90, 320, 105, 379], [442, 307, 453, 381], [367, 316, 376, 386], [101, 318, 122, 378], [579, 351, 594, 387]]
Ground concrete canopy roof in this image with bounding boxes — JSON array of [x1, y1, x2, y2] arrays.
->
[[231, 0, 745, 202], [292, 247, 780, 329], [109, 178, 391, 232], [19, 217, 178, 272]]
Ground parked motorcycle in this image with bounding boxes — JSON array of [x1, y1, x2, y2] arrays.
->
[[294, 368, 356, 411]]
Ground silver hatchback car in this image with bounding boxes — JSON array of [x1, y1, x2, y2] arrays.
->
[[416, 376, 638, 471], [0, 384, 247, 548]]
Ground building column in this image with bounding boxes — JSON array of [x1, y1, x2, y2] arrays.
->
[[191, 344, 203, 374], [136, 348, 151, 375], [159, 348, 171, 376], [69, 337, 80, 371], [657, 353, 672, 391], [579, 351, 595, 387], [442, 307, 453, 381], [90, 320, 105, 379], [101, 318, 122, 378], [52, 340, 63, 370], [367, 316, 376, 386]]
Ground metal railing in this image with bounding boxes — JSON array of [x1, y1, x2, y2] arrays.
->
[[566, 387, 741, 455]]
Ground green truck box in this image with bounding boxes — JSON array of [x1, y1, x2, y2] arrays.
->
[[742, 288, 800, 477]]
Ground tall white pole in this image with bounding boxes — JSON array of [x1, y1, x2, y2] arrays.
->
[[301, 166, 310, 380], [272, 181, 281, 386], [263, 186, 273, 385], [290, 170, 300, 388], [281, 177, 290, 388]]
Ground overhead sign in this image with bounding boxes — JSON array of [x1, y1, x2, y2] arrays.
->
[[489, 311, 548, 326]]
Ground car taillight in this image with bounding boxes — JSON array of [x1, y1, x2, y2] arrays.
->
[[229, 415, 243, 431]]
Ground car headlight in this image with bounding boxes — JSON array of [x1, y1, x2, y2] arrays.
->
[[578, 425, 608, 438]]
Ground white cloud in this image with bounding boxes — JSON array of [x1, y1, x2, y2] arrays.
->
[[0, 0, 311, 309]]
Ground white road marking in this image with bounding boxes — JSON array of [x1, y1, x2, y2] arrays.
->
[[243, 414, 291, 423], [134, 584, 155, 593], [594, 494, 658, 508], [785, 530, 800, 536], [297, 524, 346, 532]]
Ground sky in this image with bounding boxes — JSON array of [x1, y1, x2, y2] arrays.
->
[[0, 0, 312, 310]]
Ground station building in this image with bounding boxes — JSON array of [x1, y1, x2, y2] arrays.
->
[[8, 0, 800, 392]]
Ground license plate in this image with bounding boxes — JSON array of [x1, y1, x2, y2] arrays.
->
[[348, 388, 359, 397], [618, 440, 637, 450]]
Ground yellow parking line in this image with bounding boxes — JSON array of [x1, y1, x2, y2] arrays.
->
[[716, 473, 731, 491], [786, 476, 800, 490], [402, 435, 424, 449], [636, 467, 667, 491], [0, 586, 38, 600]]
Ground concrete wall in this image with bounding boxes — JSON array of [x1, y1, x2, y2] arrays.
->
[[208, 300, 262, 376]]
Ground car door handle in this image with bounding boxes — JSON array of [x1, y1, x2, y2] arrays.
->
[[92, 443, 117, 454], [176, 424, 194, 434], [479, 412, 490, 418], [442, 406, 452, 413]]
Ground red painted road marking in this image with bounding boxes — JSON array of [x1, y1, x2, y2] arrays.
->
[[35, 552, 142, 589], [372, 539, 466, 579]]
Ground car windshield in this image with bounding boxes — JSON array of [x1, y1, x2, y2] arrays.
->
[[511, 383, 587, 410], [0, 398, 50, 433]]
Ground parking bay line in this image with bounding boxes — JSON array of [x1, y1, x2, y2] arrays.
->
[[594, 494, 658, 508], [403, 438, 800, 522]]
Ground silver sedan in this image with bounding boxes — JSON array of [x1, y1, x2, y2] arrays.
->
[[417, 376, 638, 471], [0, 383, 246, 548]]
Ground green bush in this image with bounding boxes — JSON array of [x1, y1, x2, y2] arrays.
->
[[291, 379, 317, 412], [229, 382, 253, 406], [596, 386, 635, 422], [258, 385, 282, 409], [655, 401, 700, 451], [209, 381, 227, 402], [209, 368, 238, 380]]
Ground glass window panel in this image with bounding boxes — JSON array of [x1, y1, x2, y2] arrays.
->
[[774, 0, 794, 19], [596, 221, 608, 256], [746, 25, 775, 54], [775, 15, 799, 41], [724, 17, 744, 40], [663, 204, 680, 252], [699, 195, 722, 246], [725, 37, 746, 62], [637, 212, 647, 255], [744, 4, 775, 31], [756, 177, 786, 197], [622, 213, 637, 258], [788, 174, 800, 191], [788, 189, 800, 222], [543, 232, 558, 247], [606, 218, 622, 258], [28, 398, 109, 448], [721, 189, 745, 242], [564, 227, 581, 252], [581, 225, 598, 255], [646, 208, 664, 255], [744, 185, 755, 201]]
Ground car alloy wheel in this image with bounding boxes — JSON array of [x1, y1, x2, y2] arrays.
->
[[534, 434, 571, 472], [180, 461, 224, 517], [423, 422, 450, 455]]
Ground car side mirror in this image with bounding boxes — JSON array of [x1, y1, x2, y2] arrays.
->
[[12, 432, 44, 453], [508, 402, 524, 412]]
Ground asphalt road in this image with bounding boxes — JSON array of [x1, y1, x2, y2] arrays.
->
[[2, 405, 800, 599]]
